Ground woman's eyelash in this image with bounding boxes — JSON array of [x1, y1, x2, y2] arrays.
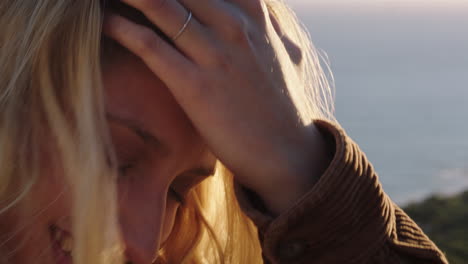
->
[[118, 163, 185, 204], [169, 187, 185, 205]]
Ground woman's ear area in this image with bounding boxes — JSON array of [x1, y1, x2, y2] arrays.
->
[[269, 12, 303, 66]]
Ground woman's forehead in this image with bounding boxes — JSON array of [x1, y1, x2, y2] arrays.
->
[[102, 51, 202, 152]]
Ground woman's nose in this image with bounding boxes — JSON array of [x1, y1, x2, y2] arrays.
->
[[119, 186, 167, 264]]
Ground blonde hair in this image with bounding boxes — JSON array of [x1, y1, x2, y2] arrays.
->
[[0, 0, 333, 263]]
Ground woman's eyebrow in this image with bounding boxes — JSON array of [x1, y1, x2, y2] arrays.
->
[[106, 114, 215, 176], [106, 113, 169, 153]]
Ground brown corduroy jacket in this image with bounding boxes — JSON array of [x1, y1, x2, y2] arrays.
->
[[235, 120, 448, 264]]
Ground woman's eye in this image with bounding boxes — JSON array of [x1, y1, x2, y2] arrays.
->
[[169, 187, 185, 205]]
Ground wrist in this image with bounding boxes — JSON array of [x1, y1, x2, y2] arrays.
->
[[254, 123, 333, 215]]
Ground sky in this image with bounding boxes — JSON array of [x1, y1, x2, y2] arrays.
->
[[288, 0, 468, 6], [288, 0, 468, 13], [284, 0, 468, 204]]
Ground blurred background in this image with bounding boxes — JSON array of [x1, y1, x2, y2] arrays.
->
[[287, 0, 468, 262]]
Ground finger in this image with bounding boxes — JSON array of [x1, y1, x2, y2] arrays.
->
[[103, 13, 195, 89], [180, 0, 252, 43], [269, 13, 303, 65], [120, 0, 217, 64], [179, 0, 232, 26], [225, 0, 266, 20], [269, 12, 284, 38], [120, 0, 188, 40]]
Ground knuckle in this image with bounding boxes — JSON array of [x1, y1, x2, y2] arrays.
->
[[133, 28, 161, 54], [224, 16, 249, 43], [210, 51, 231, 71]]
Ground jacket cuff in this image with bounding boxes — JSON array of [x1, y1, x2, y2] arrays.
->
[[234, 119, 395, 263]]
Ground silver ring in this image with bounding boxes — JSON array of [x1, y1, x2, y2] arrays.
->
[[172, 11, 192, 41]]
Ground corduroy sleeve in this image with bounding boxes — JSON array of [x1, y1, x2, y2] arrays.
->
[[234, 120, 448, 264]]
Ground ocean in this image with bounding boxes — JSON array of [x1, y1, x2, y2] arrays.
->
[[289, 1, 468, 205]]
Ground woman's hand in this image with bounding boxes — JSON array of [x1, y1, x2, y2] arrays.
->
[[104, 0, 330, 214]]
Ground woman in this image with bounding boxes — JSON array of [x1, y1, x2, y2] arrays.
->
[[0, 0, 448, 263]]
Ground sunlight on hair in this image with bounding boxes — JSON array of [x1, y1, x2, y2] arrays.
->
[[0, 0, 334, 263]]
